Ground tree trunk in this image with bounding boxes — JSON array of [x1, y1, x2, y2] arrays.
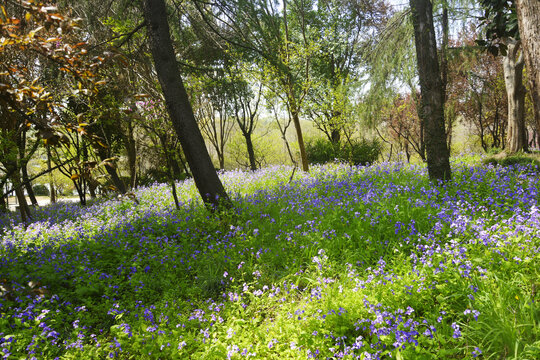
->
[[330, 128, 341, 144], [170, 153, 183, 179], [288, 86, 309, 172], [11, 174, 31, 223], [95, 142, 127, 194], [409, 0, 451, 181], [73, 178, 87, 206], [18, 128, 38, 206], [47, 146, 56, 204], [515, 0, 540, 142], [504, 39, 527, 153], [104, 163, 127, 194], [218, 152, 225, 170], [21, 164, 38, 206], [126, 118, 138, 189], [244, 131, 257, 171], [142, 0, 230, 209]]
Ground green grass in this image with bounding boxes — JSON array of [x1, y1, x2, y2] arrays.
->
[[1, 161, 540, 359]]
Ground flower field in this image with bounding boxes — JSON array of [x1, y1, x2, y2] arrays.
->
[[1, 160, 540, 359]]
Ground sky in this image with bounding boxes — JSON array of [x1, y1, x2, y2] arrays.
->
[[388, 0, 409, 11]]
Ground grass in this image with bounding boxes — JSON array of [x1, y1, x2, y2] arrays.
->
[[1, 160, 539, 359]]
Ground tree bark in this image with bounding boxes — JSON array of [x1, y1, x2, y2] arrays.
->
[[289, 94, 309, 172], [409, 0, 451, 181], [243, 131, 257, 171], [104, 163, 127, 194], [125, 118, 138, 189], [46, 146, 56, 204], [504, 39, 527, 153], [11, 174, 32, 223], [515, 0, 540, 142], [142, 0, 230, 209], [19, 128, 38, 206], [21, 164, 38, 206]]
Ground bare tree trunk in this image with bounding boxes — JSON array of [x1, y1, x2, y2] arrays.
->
[[142, 0, 230, 209], [504, 39, 527, 153], [243, 132, 257, 171], [409, 0, 451, 181], [283, 0, 309, 172], [515, 0, 540, 141], [218, 152, 225, 170], [287, 87, 309, 172], [126, 118, 138, 189]]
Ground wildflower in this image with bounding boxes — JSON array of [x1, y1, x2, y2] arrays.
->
[[451, 322, 461, 338]]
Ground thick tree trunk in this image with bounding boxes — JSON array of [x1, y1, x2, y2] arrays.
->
[[330, 128, 341, 144], [409, 0, 451, 181], [515, 0, 540, 142], [504, 40, 527, 153], [244, 132, 257, 171], [142, 0, 230, 209]]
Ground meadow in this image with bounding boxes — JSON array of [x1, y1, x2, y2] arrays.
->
[[1, 159, 539, 359]]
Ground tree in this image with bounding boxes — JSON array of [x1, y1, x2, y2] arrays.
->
[[137, 98, 187, 210], [409, 0, 451, 181], [503, 39, 527, 152], [142, 0, 230, 209], [192, 0, 315, 172], [478, 0, 528, 153], [0, 1, 106, 221], [383, 94, 424, 162], [227, 64, 263, 171], [193, 76, 236, 170], [515, 0, 540, 140], [447, 32, 508, 152], [306, 0, 389, 145]]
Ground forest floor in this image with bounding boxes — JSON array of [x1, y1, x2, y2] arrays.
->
[[1, 158, 539, 359]]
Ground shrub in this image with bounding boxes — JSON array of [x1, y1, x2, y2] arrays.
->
[[306, 138, 381, 165], [32, 184, 49, 196], [305, 138, 339, 164], [341, 139, 382, 165]]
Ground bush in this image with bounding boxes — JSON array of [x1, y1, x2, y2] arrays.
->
[[305, 138, 339, 164], [306, 138, 381, 166], [341, 139, 382, 165], [32, 184, 49, 196]]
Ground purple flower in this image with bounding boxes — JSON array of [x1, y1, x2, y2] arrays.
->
[[451, 323, 461, 339]]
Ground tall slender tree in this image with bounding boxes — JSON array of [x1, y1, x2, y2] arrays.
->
[[142, 0, 230, 209], [409, 0, 452, 181]]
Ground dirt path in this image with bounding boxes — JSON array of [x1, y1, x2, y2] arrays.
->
[[6, 196, 79, 212]]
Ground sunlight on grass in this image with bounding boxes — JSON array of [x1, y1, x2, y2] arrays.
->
[[1, 160, 539, 359]]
